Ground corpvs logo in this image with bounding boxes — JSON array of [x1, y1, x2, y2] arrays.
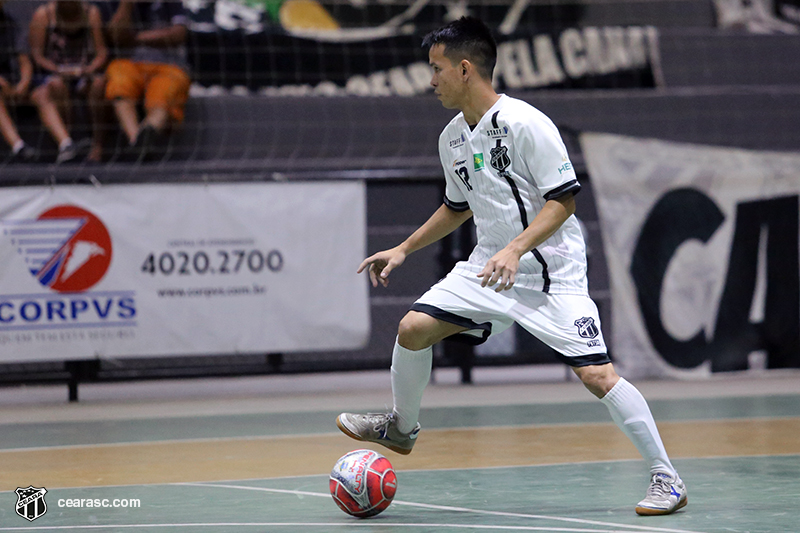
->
[[27, 205, 112, 292], [1, 205, 136, 330]]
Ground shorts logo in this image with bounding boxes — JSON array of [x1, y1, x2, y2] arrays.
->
[[15, 486, 47, 521], [574, 317, 599, 339], [13, 205, 113, 293]]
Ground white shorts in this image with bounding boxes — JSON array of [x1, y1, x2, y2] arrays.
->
[[410, 271, 610, 366]]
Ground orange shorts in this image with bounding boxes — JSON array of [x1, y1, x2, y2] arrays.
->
[[105, 59, 191, 123]]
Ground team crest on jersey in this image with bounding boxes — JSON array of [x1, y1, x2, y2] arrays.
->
[[574, 317, 599, 339], [490, 144, 511, 174]]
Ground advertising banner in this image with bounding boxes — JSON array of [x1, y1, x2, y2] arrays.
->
[[184, 1, 662, 94], [2, 1, 663, 95], [0, 181, 369, 362], [582, 133, 800, 379]]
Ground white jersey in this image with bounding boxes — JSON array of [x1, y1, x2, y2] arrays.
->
[[438, 94, 588, 295]]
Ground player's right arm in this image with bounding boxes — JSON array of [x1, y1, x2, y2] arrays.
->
[[357, 204, 473, 287]]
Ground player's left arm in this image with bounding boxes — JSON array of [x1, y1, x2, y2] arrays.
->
[[478, 193, 575, 291]]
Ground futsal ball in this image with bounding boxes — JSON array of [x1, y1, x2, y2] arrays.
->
[[329, 449, 397, 518]]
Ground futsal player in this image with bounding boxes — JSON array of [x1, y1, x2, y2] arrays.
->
[[336, 16, 688, 516]]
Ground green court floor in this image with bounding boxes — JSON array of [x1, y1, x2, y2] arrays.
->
[[1, 375, 798, 532], [2, 394, 797, 449], [1, 456, 797, 532]]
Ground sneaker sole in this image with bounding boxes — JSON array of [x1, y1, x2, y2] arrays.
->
[[335, 415, 415, 456], [635, 496, 688, 516]]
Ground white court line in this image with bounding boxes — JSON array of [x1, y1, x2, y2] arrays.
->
[[176, 482, 705, 533], [0, 523, 673, 532]]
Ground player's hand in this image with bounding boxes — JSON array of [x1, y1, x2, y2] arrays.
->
[[357, 247, 407, 288], [478, 248, 521, 292]]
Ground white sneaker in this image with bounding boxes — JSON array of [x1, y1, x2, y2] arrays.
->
[[336, 412, 420, 455], [635, 472, 688, 515]]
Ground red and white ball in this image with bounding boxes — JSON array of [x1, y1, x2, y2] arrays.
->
[[329, 449, 397, 518]]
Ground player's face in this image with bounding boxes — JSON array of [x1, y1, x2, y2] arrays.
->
[[429, 44, 465, 110]]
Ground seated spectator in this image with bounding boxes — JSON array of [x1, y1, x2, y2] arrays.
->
[[0, 0, 37, 163], [29, 0, 108, 164], [106, 0, 190, 160]]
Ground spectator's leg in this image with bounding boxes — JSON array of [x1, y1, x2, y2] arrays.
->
[[0, 96, 24, 150], [113, 99, 140, 146], [105, 59, 145, 145], [31, 76, 72, 150], [142, 64, 191, 134], [87, 75, 108, 162], [142, 106, 169, 133]]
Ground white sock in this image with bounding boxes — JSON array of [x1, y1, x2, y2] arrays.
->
[[59, 138, 73, 151], [12, 140, 25, 154], [601, 377, 677, 477], [390, 338, 432, 434]]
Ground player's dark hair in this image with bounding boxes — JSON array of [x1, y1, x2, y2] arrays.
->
[[422, 17, 497, 81]]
